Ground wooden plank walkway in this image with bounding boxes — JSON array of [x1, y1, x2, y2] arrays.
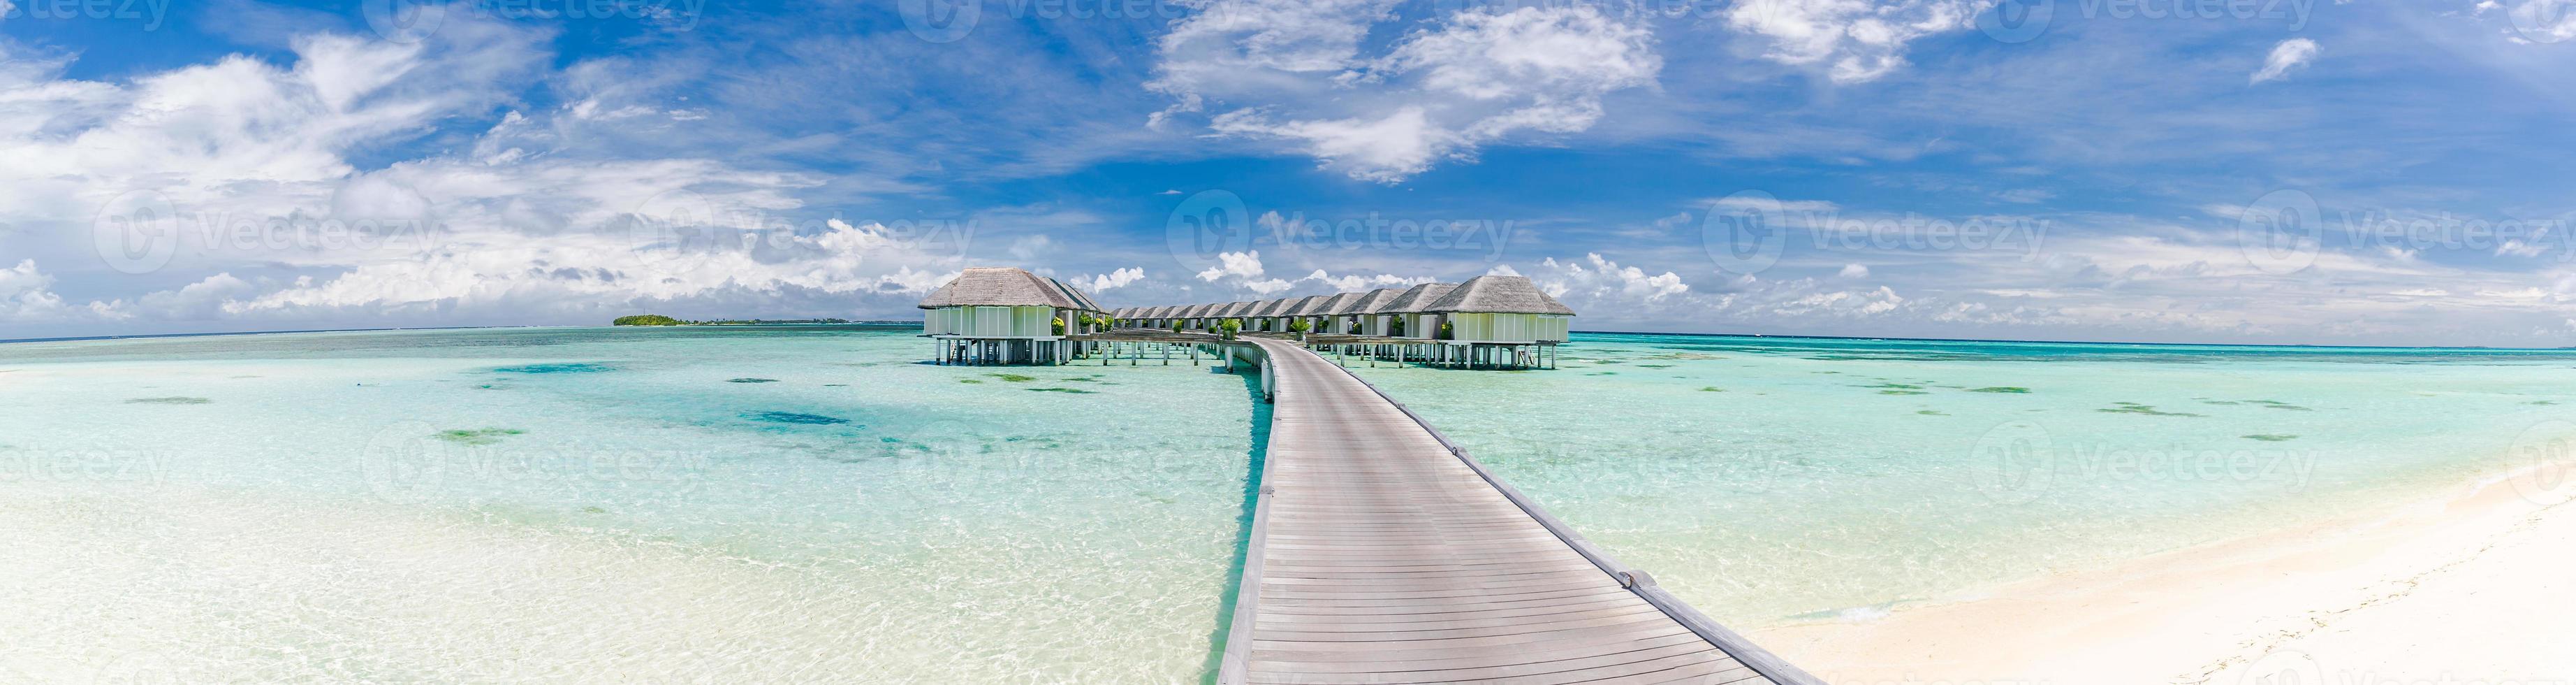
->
[[1220, 339, 1820, 685]]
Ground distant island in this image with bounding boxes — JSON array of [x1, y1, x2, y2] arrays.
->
[[613, 315, 854, 326]]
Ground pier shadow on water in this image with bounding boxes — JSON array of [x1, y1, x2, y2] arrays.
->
[[1199, 368, 1271, 684]]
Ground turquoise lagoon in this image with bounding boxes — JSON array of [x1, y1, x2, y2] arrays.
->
[[3, 326, 2573, 682]]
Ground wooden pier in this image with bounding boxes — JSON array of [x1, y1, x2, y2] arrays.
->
[[1220, 338, 1817, 685]]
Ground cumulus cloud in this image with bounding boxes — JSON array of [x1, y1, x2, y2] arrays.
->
[[1084, 266, 1146, 291], [1195, 250, 1270, 282], [1527, 253, 1689, 305], [1154, 3, 1660, 181], [0, 259, 77, 321], [0, 13, 976, 336], [1838, 263, 1871, 278], [2251, 38, 2320, 84], [1722, 0, 1988, 83]]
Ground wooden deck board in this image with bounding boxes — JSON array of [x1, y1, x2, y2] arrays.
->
[[1220, 340, 1796, 684]]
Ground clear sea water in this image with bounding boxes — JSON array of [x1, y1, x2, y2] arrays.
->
[[3, 326, 2570, 682]]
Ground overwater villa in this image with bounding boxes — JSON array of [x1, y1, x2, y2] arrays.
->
[[916, 266, 1106, 365], [920, 268, 1574, 368]]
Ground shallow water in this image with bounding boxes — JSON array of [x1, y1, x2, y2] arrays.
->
[[1348, 333, 2576, 624], [6, 326, 2574, 682], [0, 326, 1257, 683]]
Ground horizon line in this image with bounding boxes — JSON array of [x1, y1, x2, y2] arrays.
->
[[6, 322, 2573, 352]]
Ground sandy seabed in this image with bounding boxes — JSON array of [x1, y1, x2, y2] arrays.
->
[[1753, 459, 2576, 685]]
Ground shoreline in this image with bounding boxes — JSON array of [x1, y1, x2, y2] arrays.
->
[[1750, 454, 2576, 684]]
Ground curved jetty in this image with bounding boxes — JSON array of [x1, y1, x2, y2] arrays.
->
[[1222, 338, 1817, 685]]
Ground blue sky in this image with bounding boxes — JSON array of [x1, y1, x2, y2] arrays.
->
[[4, 0, 2576, 344]]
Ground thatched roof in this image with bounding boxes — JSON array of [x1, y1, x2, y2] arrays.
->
[[1383, 282, 1458, 313], [1304, 292, 1359, 317], [1278, 295, 1329, 317], [1183, 303, 1215, 317], [918, 267, 1102, 311], [1249, 298, 1296, 317], [1219, 301, 1258, 317], [1422, 275, 1576, 315], [1335, 288, 1403, 315]]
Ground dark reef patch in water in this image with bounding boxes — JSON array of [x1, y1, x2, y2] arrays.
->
[[493, 362, 617, 374], [745, 411, 851, 425], [727, 377, 779, 383], [2098, 402, 2202, 417], [1027, 387, 1097, 394], [1967, 387, 2030, 394], [1917, 410, 1947, 415], [1878, 390, 1930, 396], [2243, 434, 2299, 442], [2245, 400, 2313, 411], [436, 428, 525, 445], [126, 396, 212, 405], [1699, 387, 1724, 392], [988, 373, 1039, 382]]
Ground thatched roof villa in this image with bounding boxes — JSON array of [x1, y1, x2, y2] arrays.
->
[[919, 266, 1105, 364]]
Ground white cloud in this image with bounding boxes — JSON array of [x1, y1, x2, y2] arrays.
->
[[1994, 188, 2054, 204], [0, 259, 75, 321], [1722, 0, 1989, 83], [1154, 3, 1659, 181], [2251, 38, 2320, 84], [1084, 266, 1146, 291], [1195, 250, 1269, 282], [1006, 234, 1055, 261], [1529, 253, 1689, 305], [1838, 263, 1871, 278], [0, 17, 980, 334]]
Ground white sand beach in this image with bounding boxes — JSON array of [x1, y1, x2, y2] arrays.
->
[[1755, 458, 2576, 684]]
